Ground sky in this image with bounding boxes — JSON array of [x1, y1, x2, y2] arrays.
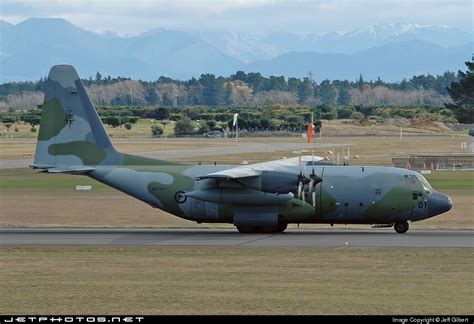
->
[[1, 0, 472, 35]]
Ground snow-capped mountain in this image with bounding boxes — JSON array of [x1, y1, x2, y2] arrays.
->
[[198, 22, 472, 62], [0, 18, 471, 82]]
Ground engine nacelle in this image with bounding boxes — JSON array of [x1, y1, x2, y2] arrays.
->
[[260, 171, 299, 194], [186, 187, 294, 205]]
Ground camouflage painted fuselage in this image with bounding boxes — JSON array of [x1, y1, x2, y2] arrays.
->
[[33, 65, 452, 232], [88, 163, 437, 225]]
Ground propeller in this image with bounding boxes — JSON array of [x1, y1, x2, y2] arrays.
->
[[297, 156, 308, 200], [297, 153, 323, 207]]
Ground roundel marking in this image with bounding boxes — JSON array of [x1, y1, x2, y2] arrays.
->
[[175, 191, 187, 204]]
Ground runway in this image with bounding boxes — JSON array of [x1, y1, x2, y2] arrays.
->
[[0, 228, 472, 248]]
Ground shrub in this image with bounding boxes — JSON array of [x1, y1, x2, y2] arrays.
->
[[336, 106, 354, 119], [321, 111, 336, 121], [351, 111, 365, 121], [151, 125, 164, 137], [174, 116, 195, 135], [198, 121, 210, 134], [102, 116, 121, 127], [124, 122, 132, 130]]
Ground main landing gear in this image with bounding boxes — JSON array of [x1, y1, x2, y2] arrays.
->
[[394, 221, 409, 234], [236, 223, 287, 234]]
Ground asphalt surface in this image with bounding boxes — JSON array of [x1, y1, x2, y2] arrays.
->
[[136, 141, 347, 160], [0, 228, 472, 248]]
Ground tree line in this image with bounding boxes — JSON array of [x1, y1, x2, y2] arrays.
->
[[1, 61, 471, 124], [0, 70, 456, 109], [0, 103, 459, 137]]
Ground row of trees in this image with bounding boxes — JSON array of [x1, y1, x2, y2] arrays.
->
[[1, 70, 457, 109], [1, 103, 458, 136], [1, 62, 471, 124]]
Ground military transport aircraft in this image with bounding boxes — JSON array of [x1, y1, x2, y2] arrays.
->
[[32, 65, 452, 234]]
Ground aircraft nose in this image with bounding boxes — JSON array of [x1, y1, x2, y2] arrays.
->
[[427, 192, 452, 217]]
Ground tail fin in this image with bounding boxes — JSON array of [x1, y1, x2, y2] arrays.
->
[[34, 65, 121, 167]]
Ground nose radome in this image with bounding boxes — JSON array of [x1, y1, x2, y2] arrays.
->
[[428, 192, 452, 217]]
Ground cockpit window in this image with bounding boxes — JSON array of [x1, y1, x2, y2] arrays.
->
[[414, 173, 434, 191], [405, 175, 420, 189]]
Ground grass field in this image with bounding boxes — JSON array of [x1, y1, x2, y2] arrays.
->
[[1, 118, 466, 140], [1, 247, 472, 315], [176, 135, 470, 166], [1, 119, 470, 164], [0, 137, 223, 160], [0, 168, 472, 229], [0, 128, 472, 315], [0, 119, 177, 139]]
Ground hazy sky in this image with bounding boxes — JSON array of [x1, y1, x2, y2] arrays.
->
[[1, 0, 472, 34]]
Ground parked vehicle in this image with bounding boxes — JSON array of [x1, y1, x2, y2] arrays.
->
[[203, 130, 223, 138]]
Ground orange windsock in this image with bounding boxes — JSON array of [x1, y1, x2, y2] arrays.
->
[[430, 162, 435, 171], [406, 161, 411, 170], [307, 123, 313, 143], [423, 162, 427, 170]]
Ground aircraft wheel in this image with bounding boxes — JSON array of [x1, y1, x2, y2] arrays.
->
[[236, 226, 256, 234], [394, 221, 409, 234]]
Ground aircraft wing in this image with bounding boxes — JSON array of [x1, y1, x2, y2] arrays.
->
[[196, 156, 323, 180]]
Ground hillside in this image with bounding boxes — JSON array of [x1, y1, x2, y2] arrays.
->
[[0, 18, 471, 82]]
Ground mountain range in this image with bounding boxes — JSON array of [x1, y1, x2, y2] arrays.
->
[[0, 18, 472, 83]]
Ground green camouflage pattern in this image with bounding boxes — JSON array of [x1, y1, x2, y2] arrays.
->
[[32, 65, 452, 233]]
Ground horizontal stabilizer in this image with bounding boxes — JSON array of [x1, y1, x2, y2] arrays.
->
[[31, 164, 95, 174]]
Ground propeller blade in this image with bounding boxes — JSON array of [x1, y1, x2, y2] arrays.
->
[[312, 191, 316, 207], [297, 181, 303, 199], [308, 179, 314, 193]]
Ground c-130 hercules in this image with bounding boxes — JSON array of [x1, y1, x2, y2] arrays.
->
[[32, 65, 452, 234]]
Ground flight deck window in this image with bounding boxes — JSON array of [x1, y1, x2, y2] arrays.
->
[[414, 173, 434, 191], [375, 188, 382, 195], [412, 192, 418, 200], [405, 175, 421, 189]]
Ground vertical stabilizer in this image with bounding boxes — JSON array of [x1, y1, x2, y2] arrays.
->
[[34, 65, 120, 167]]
